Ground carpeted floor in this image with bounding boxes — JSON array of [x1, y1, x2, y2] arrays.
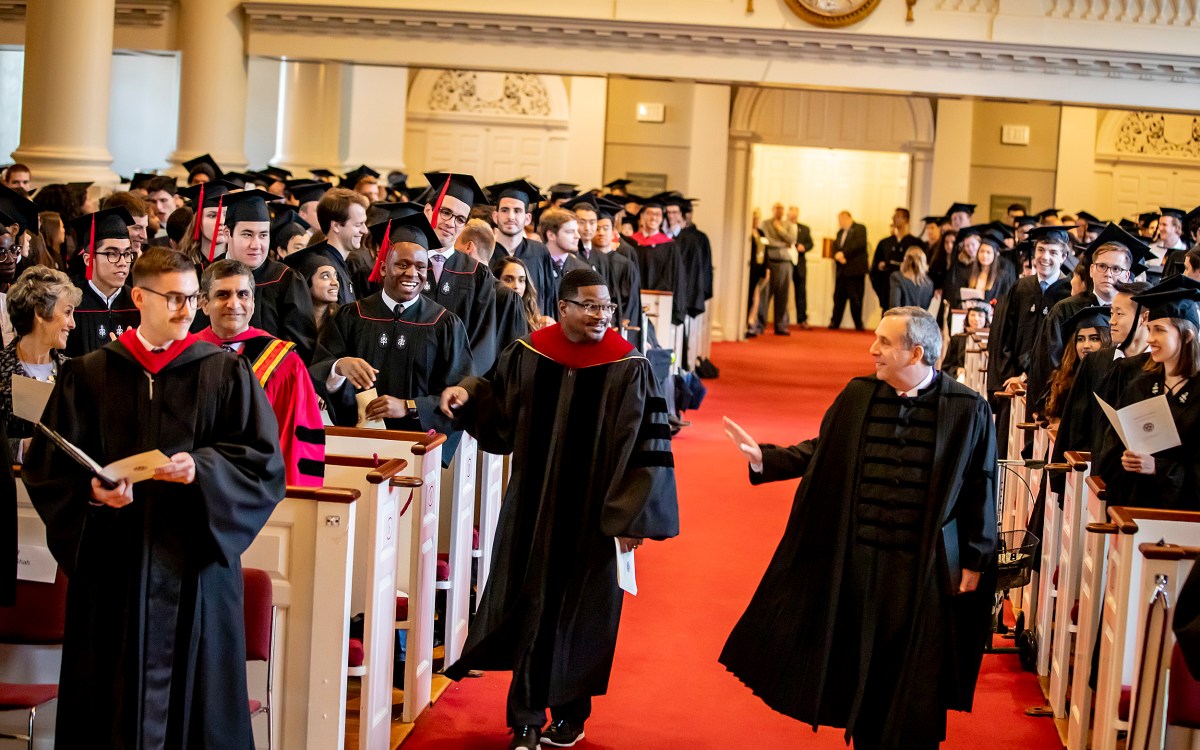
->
[[401, 328, 1063, 749]]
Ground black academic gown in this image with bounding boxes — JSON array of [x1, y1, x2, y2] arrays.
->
[[23, 338, 285, 750], [493, 281, 530, 369], [64, 279, 140, 357], [444, 327, 679, 711], [492, 238, 557, 318], [632, 233, 688, 325], [283, 242, 356, 305], [1174, 562, 1200, 679], [720, 375, 996, 748], [986, 274, 1073, 394], [870, 235, 923, 307], [310, 293, 471, 438], [423, 250, 497, 376], [1096, 369, 1200, 510], [603, 250, 642, 348], [675, 225, 714, 317], [250, 259, 318, 363], [0, 420, 13, 606], [1028, 291, 1105, 413]]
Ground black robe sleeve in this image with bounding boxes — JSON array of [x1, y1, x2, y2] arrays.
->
[[413, 315, 473, 437], [0, 420, 14, 606], [309, 306, 358, 427], [274, 270, 318, 363], [464, 266, 498, 375], [493, 283, 530, 370], [1174, 562, 1200, 679], [957, 395, 998, 572]]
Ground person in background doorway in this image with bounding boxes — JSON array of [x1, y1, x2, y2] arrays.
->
[[787, 205, 813, 329], [830, 210, 869, 331], [758, 203, 796, 336]]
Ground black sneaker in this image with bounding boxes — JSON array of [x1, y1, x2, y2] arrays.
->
[[540, 719, 585, 747], [510, 725, 541, 750]]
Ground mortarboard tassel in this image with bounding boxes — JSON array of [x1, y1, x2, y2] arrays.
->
[[85, 214, 96, 281], [208, 194, 224, 263], [431, 172, 453, 240], [192, 183, 205, 241], [367, 219, 392, 284]]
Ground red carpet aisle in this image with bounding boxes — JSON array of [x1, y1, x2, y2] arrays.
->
[[402, 329, 1062, 749]]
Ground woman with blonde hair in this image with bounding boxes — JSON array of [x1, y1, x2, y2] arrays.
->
[[888, 246, 935, 311]]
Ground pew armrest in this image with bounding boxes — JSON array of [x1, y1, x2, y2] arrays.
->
[[1063, 451, 1091, 470], [1086, 476, 1107, 501], [391, 476, 423, 489]]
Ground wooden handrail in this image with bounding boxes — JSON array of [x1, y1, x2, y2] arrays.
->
[[993, 391, 1015, 400], [1086, 476, 1107, 501], [284, 486, 360, 504], [325, 454, 409, 484], [1045, 463, 1071, 472], [1017, 422, 1040, 431], [1048, 427, 1059, 442], [1063, 451, 1091, 470], [325, 426, 447, 455], [1086, 523, 1119, 534], [391, 476, 423, 489], [1139, 542, 1200, 561], [11, 464, 19, 478], [1107, 506, 1200, 535]]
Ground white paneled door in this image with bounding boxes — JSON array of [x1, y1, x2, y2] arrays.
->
[[413, 120, 567, 188], [750, 144, 911, 328]]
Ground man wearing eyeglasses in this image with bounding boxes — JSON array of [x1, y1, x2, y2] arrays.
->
[[440, 269, 679, 750], [64, 207, 141, 356], [1027, 224, 1151, 415], [23, 245, 285, 749], [418, 172, 498, 374], [283, 187, 368, 306]]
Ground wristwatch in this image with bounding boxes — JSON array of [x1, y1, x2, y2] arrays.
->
[[406, 399, 418, 416]]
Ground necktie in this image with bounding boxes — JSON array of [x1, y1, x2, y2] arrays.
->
[[430, 254, 445, 283], [151, 348, 165, 354], [553, 257, 565, 276], [394, 304, 404, 320], [581, 247, 590, 261], [220, 343, 236, 353]]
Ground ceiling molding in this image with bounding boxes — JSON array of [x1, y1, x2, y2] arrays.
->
[[241, 4, 1200, 85], [0, 0, 173, 27]]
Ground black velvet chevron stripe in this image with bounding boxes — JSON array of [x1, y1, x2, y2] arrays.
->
[[630, 450, 675, 469], [295, 426, 326, 444], [637, 423, 673, 442], [298, 458, 325, 478], [646, 396, 669, 414]]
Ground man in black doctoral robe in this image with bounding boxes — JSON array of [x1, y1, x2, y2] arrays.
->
[[631, 197, 689, 326], [490, 179, 557, 319], [64, 207, 141, 356], [23, 247, 285, 749], [310, 212, 471, 437], [721, 306, 996, 750], [441, 269, 679, 750], [419, 172, 498, 374], [203, 189, 318, 362]]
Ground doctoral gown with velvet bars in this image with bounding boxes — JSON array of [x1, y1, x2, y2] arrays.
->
[[22, 337, 285, 750], [444, 326, 679, 707], [719, 374, 997, 749]]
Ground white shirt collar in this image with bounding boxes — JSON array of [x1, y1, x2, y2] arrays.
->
[[431, 248, 454, 259], [135, 326, 174, 352], [87, 280, 122, 306], [381, 289, 418, 313], [895, 366, 936, 398]]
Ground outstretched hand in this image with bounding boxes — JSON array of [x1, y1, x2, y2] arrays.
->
[[723, 417, 763, 466], [440, 386, 469, 418]]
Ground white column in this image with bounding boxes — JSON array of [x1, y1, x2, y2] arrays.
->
[[1054, 106, 1098, 212], [167, 0, 249, 174], [687, 83, 731, 355], [12, 0, 118, 185], [716, 130, 758, 343], [906, 143, 936, 225], [564, 76, 607, 189], [929, 98, 974, 213], [342, 64, 408, 175], [272, 60, 346, 174]]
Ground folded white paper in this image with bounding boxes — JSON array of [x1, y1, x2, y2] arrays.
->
[[104, 450, 174, 484], [11, 375, 54, 423], [959, 287, 985, 301], [615, 538, 637, 596], [356, 388, 386, 429], [1095, 393, 1182, 455], [16, 543, 57, 583]]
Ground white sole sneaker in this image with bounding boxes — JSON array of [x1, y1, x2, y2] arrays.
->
[[540, 731, 585, 748]]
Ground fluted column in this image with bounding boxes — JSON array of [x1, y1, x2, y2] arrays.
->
[[272, 60, 346, 174], [12, 0, 118, 186], [167, 0, 248, 174], [342, 64, 408, 175]]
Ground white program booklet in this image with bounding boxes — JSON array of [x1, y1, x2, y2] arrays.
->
[[615, 538, 638, 596], [11, 375, 54, 423], [1095, 393, 1182, 455], [355, 388, 386, 429], [37, 423, 172, 486]]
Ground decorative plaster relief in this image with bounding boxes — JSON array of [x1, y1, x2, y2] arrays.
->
[[427, 71, 551, 117], [1114, 112, 1200, 158]]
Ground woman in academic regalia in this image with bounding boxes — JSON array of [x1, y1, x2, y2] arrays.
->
[[1043, 306, 1111, 426], [942, 299, 993, 380], [1097, 287, 1200, 509], [288, 249, 340, 336], [175, 179, 238, 269]]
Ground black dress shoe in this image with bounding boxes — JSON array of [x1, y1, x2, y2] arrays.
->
[[510, 725, 542, 750], [541, 719, 585, 747], [774, 329, 791, 336]]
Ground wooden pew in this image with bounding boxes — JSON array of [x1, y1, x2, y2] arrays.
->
[[1068, 476, 1111, 750], [1126, 543, 1200, 750], [1048, 451, 1092, 720], [1031, 425, 1058, 679], [1092, 506, 1200, 750], [475, 448, 505, 609], [243, 486, 361, 750], [641, 290, 680, 363]]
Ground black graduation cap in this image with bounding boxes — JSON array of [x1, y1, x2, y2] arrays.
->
[[988, 221, 1015, 240], [287, 246, 337, 281], [1138, 211, 1160, 225], [1146, 273, 1200, 294], [1159, 207, 1186, 222], [1085, 220, 1107, 234], [1061, 305, 1111, 335], [183, 153, 223, 180], [220, 189, 282, 228], [1185, 206, 1200, 231], [1130, 287, 1200, 326], [548, 183, 579, 201], [423, 172, 489, 207], [1077, 211, 1102, 224], [604, 178, 632, 190], [563, 193, 600, 212], [959, 224, 1003, 247], [387, 171, 408, 189], [224, 171, 272, 190], [1036, 207, 1060, 221], [920, 215, 945, 225], [310, 168, 337, 180], [1082, 223, 1152, 276], [269, 207, 310, 250], [366, 202, 424, 228], [594, 196, 625, 221], [1014, 215, 1040, 228], [1026, 225, 1073, 246], [267, 201, 309, 230], [341, 164, 380, 188], [0, 184, 41, 234], [486, 179, 541, 208], [259, 166, 291, 182], [177, 179, 240, 208], [1119, 218, 1139, 232], [69, 207, 133, 280], [285, 179, 331, 205], [128, 172, 158, 191], [67, 182, 92, 201], [945, 202, 975, 217], [367, 213, 442, 283]]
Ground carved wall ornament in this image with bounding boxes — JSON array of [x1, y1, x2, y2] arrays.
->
[[1114, 112, 1200, 158], [427, 71, 551, 117]]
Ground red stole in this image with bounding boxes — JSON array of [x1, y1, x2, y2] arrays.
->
[[116, 329, 201, 374], [631, 231, 672, 247], [194, 327, 271, 346], [527, 324, 636, 369]]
